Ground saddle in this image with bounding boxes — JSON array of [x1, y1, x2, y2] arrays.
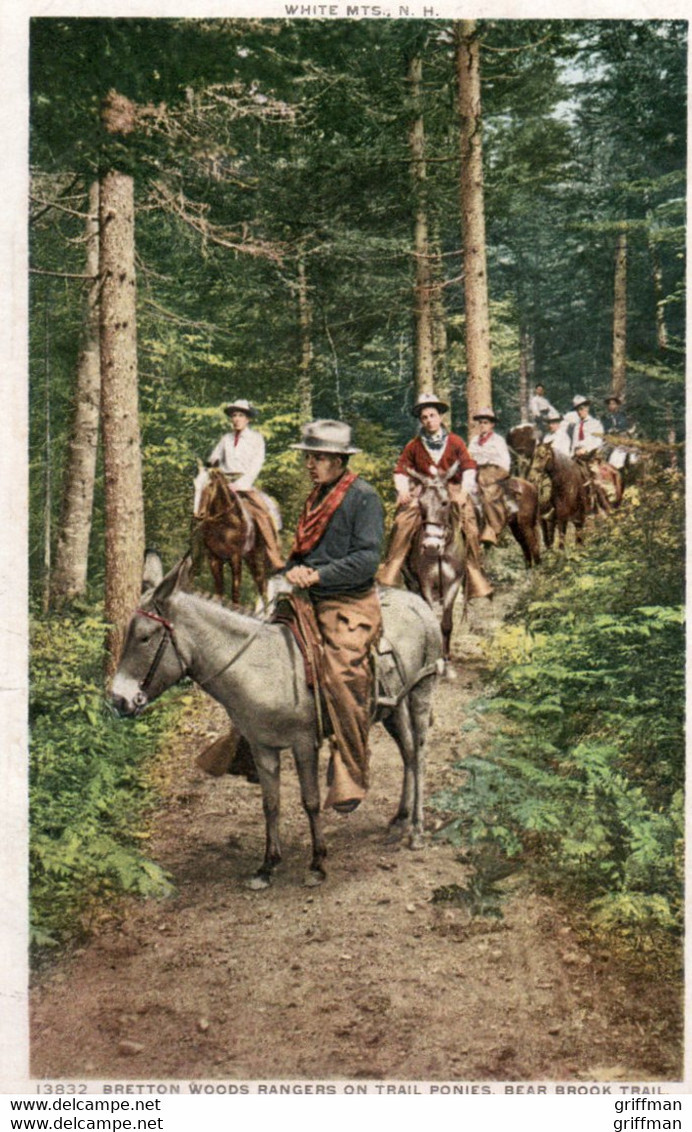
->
[[271, 591, 420, 717]]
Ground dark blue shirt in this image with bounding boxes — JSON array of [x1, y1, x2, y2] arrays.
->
[[286, 476, 384, 600]]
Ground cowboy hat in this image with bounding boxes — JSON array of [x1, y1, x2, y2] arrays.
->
[[572, 395, 590, 409], [546, 411, 563, 422], [224, 399, 257, 418], [412, 392, 449, 416], [473, 406, 497, 421], [291, 419, 361, 455], [605, 393, 623, 404]]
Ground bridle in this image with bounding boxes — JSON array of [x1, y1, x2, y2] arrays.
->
[[134, 603, 265, 696], [135, 606, 188, 694]]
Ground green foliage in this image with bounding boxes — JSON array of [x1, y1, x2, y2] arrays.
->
[[433, 464, 684, 948], [30, 609, 178, 951]]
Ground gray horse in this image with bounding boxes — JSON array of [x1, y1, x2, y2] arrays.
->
[[111, 555, 443, 889], [402, 468, 466, 663]]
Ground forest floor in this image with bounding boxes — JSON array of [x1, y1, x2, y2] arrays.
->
[[30, 555, 683, 1088]]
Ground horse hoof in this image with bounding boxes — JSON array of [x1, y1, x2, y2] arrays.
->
[[246, 873, 272, 891], [385, 822, 407, 844], [444, 663, 457, 681], [408, 831, 426, 851], [303, 870, 326, 888]]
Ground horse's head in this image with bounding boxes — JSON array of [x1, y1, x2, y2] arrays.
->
[[110, 556, 194, 718], [508, 423, 539, 459], [527, 443, 553, 483], [416, 478, 454, 553]]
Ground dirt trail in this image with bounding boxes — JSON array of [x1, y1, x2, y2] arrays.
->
[[31, 576, 682, 1085]]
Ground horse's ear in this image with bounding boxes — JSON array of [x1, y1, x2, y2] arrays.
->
[[142, 549, 164, 593], [153, 555, 192, 604]]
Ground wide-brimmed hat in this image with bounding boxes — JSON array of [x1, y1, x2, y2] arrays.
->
[[572, 395, 590, 409], [605, 393, 623, 404], [224, 399, 257, 418], [546, 411, 563, 422], [473, 406, 497, 422], [291, 419, 360, 455], [413, 392, 449, 417]]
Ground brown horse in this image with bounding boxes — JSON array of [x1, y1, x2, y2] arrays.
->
[[402, 469, 466, 663], [193, 468, 270, 604], [507, 423, 540, 477], [527, 444, 587, 549], [504, 477, 542, 567]]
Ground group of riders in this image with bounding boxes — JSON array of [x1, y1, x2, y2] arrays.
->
[[193, 385, 636, 815]]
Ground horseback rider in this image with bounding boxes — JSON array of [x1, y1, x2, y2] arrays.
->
[[376, 392, 492, 599], [468, 408, 518, 547], [203, 399, 284, 571], [602, 394, 636, 470], [542, 410, 571, 457], [569, 395, 611, 512], [284, 419, 384, 815], [528, 383, 559, 434]]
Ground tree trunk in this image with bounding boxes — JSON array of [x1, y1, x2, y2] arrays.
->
[[431, 229, 450, 423], [611, 227, 627, 399], [409, 54, 434, 397], [455, 20, 493, 436], [100, 168, 145, 677], [51, 181, 101, 607], [518, 327, 533, 422], [297, 255, 313, 422]]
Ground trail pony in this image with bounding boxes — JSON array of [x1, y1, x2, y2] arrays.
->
[[402, 467, 467, 662], [192, 465, 273, 605], [507, 423, 540, 477], [527, 443, 587, 549], [501, 476, 542, 568], [111, 555, 443, 889]]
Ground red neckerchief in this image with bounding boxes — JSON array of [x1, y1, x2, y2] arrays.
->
[[478, 429, 494, 445], [290, 470, 357, 557], [233, 430, 241, 447], [578, 420, 585, 441]]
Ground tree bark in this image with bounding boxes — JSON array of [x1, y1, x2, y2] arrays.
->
[[519, 327, 533, 422], [455, 20, 493, 436], [100, 168, 145, 677], [297, 255, 313, 422], [431, 230, 450, 424], [408, 53, 434, 397], [611, 227, 627, 399], [51, 181, 101, 607]]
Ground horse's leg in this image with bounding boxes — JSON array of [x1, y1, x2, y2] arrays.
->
[[382, 701, 416, 837], [508, 517, 532, 568], [440, 570, 462, 669], [247, 549, 268, 608], [208, 555, 225, 598], [407, 673, 437, 843], [246, 743, 282, 890], [291, 739, 327, 887], [230, 554, 242, 605]]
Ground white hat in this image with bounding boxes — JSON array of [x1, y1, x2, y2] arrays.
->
[[224, 399, 257, 418], [572, 395, 590, 409], [291, 419, 360, 455], [473, 406, 497, 421]]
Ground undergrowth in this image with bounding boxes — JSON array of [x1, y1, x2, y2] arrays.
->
[[432, 464, 684, 960], [30, 606, 187, 955]]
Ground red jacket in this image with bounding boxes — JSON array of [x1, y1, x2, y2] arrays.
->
[[394, 433, 476, 482]]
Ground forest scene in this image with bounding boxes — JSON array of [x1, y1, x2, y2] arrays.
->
[[28, 17, 685, 1084]]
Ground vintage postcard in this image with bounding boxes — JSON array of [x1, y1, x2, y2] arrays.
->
[[2, 0, 688, 1114]]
